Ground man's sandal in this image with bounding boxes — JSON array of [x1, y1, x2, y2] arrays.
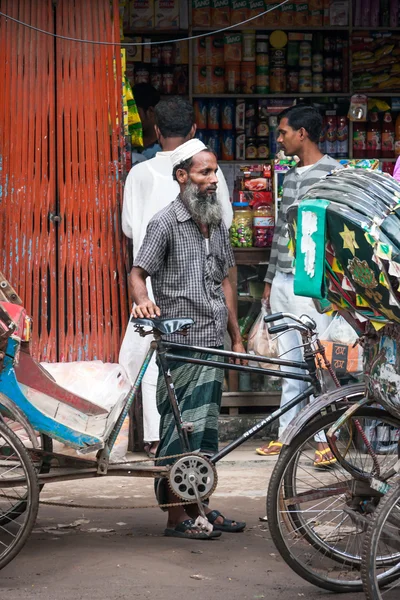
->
[[164, 519, 221, 539], [255, 441, 283, 456], [207, 510, 246, 533], [314, 448, 337, 468]]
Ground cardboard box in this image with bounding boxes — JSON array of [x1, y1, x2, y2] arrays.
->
[[310, 8, 323, 26], [248, 0, 265, 27], [224, 32, 242, 61], [123, 37, 143, 62], [174, 40, 189, 64], [206, 35, 225, 65], [130, 0, 155, 30], [230, 0, 248, 26], [207, 65, 225, 93], [264, 1, 281, 26], [280, 1, 295, 25], [193, 65, 208, 93], [193, 37, 207, 65], [294, 2, 309, 26], [211, 0, 231, 26], [192, 0, 211, 27], [155, 0, 180, 29]]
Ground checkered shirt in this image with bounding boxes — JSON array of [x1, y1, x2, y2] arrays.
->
[[133, 195, 235, 346]]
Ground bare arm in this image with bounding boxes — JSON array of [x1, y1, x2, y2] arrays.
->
[[129, 266, 161, 319], [222, 274, 247, 364]]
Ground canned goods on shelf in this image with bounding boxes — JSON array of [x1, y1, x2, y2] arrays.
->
[[242, 31, 256, 62], [245, 137, 257, 160], [225, 61, 241, 93]]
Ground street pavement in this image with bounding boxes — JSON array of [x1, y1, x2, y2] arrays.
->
[[1, 444, 360, 600]]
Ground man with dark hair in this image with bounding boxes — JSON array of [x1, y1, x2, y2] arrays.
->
[[132, 83, 161, 164], [120, 98, 232, 459], [256, 105, 340, 463], [130, 139, 246, 539]]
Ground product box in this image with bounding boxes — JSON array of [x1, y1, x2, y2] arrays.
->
[[308, 0, 323, 8], [280, 1, 295, 26], [264, 1, 281, 26], [207, 65, 225, 93], [235, 190, 273, 204], [175, 40, 189, 64], [193, 37, 207, 65], [236, 99, 245, 130], [310, 8, 323, 26], [206, 35, 225, 65], [248, 0, 265, 26], [192, 0, 211, 27], [230, 0, 248, 26], [211, 0, 231, 26], [193, 65, 208, 94], [130, 0, 155, 30], [224, 32, 242, 61], [294, 2, 309, 26], [123, 37, 143, 62], [329, 0, 348, 26], [236, 133, 246, 160], [155, 0, 180, 29]]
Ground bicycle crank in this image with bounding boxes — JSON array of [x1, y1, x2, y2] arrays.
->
[[168, 454, 217, 504]]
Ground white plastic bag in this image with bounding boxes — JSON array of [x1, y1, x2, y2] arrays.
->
[[41, 361, 131, 461], [247, 303, 280, 371]]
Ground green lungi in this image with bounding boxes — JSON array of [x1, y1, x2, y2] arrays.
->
[[156, 348, 225, 467]]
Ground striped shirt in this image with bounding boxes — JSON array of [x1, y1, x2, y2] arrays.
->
[[264, 154, 341, 284]]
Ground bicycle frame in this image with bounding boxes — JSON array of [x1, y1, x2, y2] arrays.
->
[[102, 325, 322, 465]]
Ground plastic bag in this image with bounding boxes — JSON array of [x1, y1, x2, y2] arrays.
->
[[41, 361, 131, 462], [247, 302, 280, 371], [320, 315, 362, 375]]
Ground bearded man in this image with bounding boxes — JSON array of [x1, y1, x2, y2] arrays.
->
[[129, 139, 246, 540]]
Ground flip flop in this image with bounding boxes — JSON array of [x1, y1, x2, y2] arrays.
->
[[255, 441, 283, 456], [143, 443, 156, 459], [207, 510, 246, 533], [164, 519, 221, 540], [314, 448, 337, 468]]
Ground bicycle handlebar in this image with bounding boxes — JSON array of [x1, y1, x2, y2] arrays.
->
[[268, 324, 289, 335], [264, 312, 317, 331]]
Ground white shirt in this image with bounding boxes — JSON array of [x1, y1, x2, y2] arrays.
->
[[122, 150, 233, 259]]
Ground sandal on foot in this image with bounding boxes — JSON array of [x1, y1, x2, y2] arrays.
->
[[207, 510, 246, 533], [314, 448, 337, 468], [255, 441, 282, 456], [164, 519, 221, 540], [143, 443, 156, 459]]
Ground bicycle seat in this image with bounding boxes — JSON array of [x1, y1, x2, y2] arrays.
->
[[130, 317, 194, 335]]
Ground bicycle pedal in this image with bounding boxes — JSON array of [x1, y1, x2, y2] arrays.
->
[[194, 515, 213, 534]]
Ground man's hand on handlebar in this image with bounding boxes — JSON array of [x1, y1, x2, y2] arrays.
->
[[132, 300, 161, 319]]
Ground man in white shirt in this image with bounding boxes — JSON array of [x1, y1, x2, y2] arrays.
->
[[120, 97, 233, 457]]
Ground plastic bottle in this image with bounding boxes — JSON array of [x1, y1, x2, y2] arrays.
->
[[336, 116, 349, 158], [353, 122, 367, 159], [395, 114, 400, 157], [382, 111, 395, 158], [230, 203, 253, 248], [252, 201, 275, 248], [367, 111, 382, 159], [325, 113, 337, 157]]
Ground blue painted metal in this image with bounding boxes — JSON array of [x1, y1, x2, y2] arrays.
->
[[0, 338, 104, 449]]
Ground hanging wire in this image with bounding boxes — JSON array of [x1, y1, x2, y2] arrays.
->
[[0, 0, 289, 46]]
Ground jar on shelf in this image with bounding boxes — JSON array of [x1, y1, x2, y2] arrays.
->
[[253, 201, 274, 248], [230, 203, 253, 248], [299, 41, 312, 67], [299, 69, 312, 94]]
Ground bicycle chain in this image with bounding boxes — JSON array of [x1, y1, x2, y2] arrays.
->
[[2, 450, 212, 510]]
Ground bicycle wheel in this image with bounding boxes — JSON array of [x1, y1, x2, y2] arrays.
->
[[0, 419, 39, 570], [267, 406, 400, 593], [362, 482, 400, 600], [0, 415, 52, 525]]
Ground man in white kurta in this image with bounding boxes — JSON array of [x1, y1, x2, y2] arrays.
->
[[120, 97, 233, 455]]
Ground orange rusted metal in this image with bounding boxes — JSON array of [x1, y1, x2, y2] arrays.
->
[[0, 0, 129, 363]]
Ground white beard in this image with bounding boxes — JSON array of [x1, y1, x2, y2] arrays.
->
[[181, 180, 222, 226]]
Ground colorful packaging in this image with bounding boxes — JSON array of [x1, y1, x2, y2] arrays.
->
[[194, 100, 208, 129], [221, 99, 235, 130], [206, 35, 225, 66], [222, 131, 235, 160], [241, 62, 256, 94], [236, 133, 246, 160], [207, 65, 225, 94], [310, 8, 323, 25], [264, 1, 281, 26], [211, 0, 231, 26], [329, 0, 349, 26], [123, 37, 143, 62], [280, 1, 295, 25], [130, 0, 154, 30], [154, 0, 180, 29], [236, 99, 246, 131], [193, 38, 207, 65], [192, 0, 211, 27], [248, 0, 265, 27], [207, 131, 221, 157], [230, 0, 248, 26], [224, 33, 242, 61], [225, 61, 241, 92], [294, 2, 309, 26], [193, 65, 208, 94]]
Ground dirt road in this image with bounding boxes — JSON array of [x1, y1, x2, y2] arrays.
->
[[1, 447, 359, 600]]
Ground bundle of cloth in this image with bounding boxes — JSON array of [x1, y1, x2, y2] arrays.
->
[[287, 167, 400, 418]]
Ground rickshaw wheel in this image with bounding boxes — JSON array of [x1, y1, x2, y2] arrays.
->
[[0, 417, 52, 525], [0, 419, 39, 571]]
